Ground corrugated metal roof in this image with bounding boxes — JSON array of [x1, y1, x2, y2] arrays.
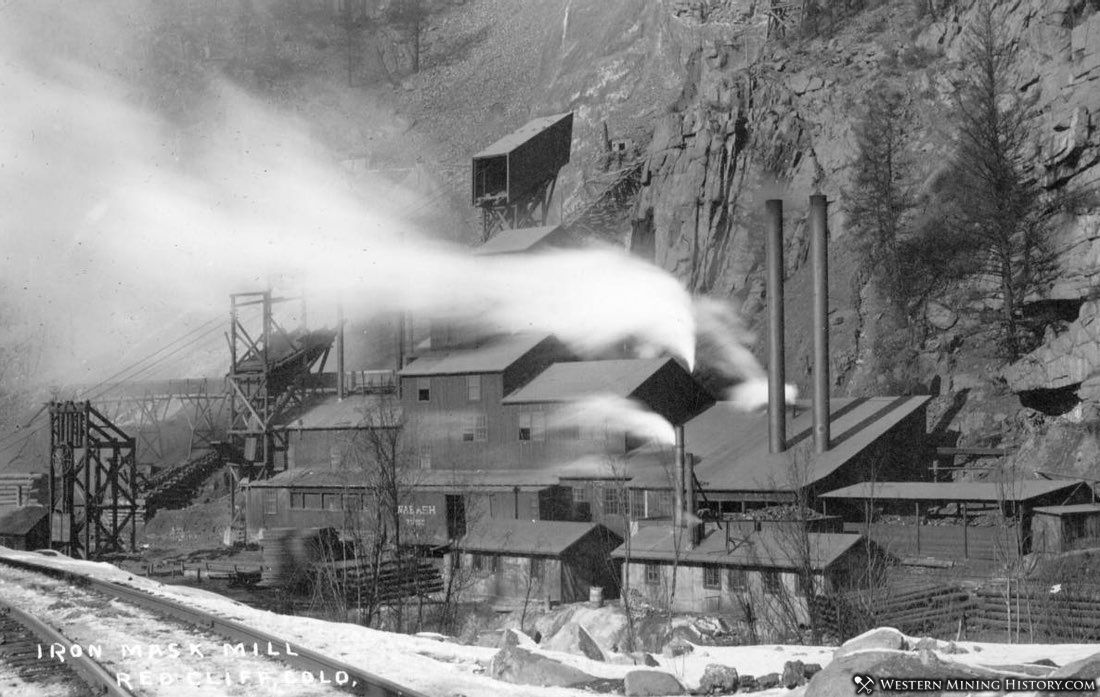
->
[[820, 480, 1083, 503], [276, 394, 399, 430], [399, 334, 552, 376], [473, 113, 573, 158], [612, 526, 863, 570], [1033, 503, 1100, 515], [503, 358, 673, 403], [0, 505, 48, 536], [628, 396, 930, 492], [474, 226, 569, 255], [455, 518, 618, 556]]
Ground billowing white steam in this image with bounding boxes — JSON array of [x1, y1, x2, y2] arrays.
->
[[728, 378, 800, 412], [549, 395, 675, 446]]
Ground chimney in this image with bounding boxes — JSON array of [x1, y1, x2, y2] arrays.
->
[[395, 311, 406, 372], [810, 194, 831, 453], [673, 425, 685, 530], [765, 199, 786, 453], [336, 302, 346, 400]]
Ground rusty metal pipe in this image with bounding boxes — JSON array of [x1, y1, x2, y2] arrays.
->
[[811, 194, 831, 453], [765, 199, 786, 454]]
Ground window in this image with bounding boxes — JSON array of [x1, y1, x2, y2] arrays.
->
[[342, 494, 365, 510], [302, 492, 322, 510], [323, 493, 341, 511], [418, 443, 432, 469], [573, 486, 588, 504], [518, 412, 545, 442], [796, 574, 815, 597], [529, 557, 543, 578], [462, 413, 487, 442], [762, 570, 782, 595], [471, 554, 485, 571], [466, 375, 481, 401], [644, 563, 660, 585], [646, 490, 674, 518], [417, 378, 431, 402], [630, 489, 646, 519], [603, 486, 627, 517], [703, 565, 721, 590], [264, 492, 277, 515], [289, 492, 304, 509], [727, 568, 748, 593]]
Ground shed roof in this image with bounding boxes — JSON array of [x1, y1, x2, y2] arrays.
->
[[473, 113, 573, 158], [628, 396, 929, 492], [0, 505, 48, 536], [502, 358, 714, 426], [820, 480, 1084, 503], [455, 519, 619, 556], [399, 334, 552, 376], [474, 226, 570, 255], [276, 394, 397, 430], [246, 467, 560, 491], [1029, 503, 1100, 516], [613, 526, 863, 571]]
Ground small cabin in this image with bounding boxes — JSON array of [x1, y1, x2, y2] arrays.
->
[[0, 505, 49, 551]]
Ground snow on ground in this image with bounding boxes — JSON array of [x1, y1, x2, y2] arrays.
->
[[0, 662, 74, 697], [5, 547, 1100, 697]]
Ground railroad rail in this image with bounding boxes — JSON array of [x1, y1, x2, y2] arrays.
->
[[0, 552, 429, 697], [0, 597, 134, 697]]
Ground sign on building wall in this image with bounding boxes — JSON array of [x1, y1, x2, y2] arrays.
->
[[398, 492, 448, 543]]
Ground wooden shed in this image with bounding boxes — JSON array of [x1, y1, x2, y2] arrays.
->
[[1031, 503, 1100, 553], [0, 505, 50, 551], [448, 519, 622, 609]]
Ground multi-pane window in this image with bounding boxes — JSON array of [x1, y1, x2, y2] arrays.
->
[[602, 486, 627, 517], [417, 378, 431, 402], [529, 557, 543, 579], [727, 568, 748, 593], [462, 413, 488, 442], [573, 486, 588, 504], [466, 375, 481, 401], [630, 489, 646, 518], [703, 565, 721, 590], [762, 570, 782, 595], [264, 492, 277, 515], [644, 563, 661, 585], [518, 412, 546, 442], [289, 492, 304, 509], [323, 493, 341, 511], [302, 493, 322, 509], [418, 443, 432, 469], [646, 490, 674, 518]]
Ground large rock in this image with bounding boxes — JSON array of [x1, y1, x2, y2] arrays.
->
[[782, 660, 807, 688], [806, 649, 1010, 697], [542, 622, 607, 661], [833, 627, 908, 658], [926, 301, 959, 330], [490, 643, 600, 688], [699, 663, 739, 694], [1004, 300, 1100, 392], [663, 637, 694, 657], [624, 669, 686, 696]]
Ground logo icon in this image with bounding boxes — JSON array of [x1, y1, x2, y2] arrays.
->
[[853, 674, 875, 695]]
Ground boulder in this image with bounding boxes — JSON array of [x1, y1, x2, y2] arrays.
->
[[499, 628, 538, 651], [542, 622, 607, 661], [1049, 651, 1100, 680], [782, 660, 807, 688], [833, 627, 908, 658], [757, 673, 780, 689], [629, 652, 661, 667], [624, 669, 686, 696], [926, 301, 959, 330], [490, 644, 600, 688], [737, 674, 756, 691], [806, 648, 1008, 697], [699, 663, 739, 694], [803, 663, 823, 678]]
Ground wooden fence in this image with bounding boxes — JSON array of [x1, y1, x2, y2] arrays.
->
[[815, 579, 1100, 643]]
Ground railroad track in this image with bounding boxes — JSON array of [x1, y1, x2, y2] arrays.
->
[[0, 552, 429, 697], [0, 597, 132, 697]]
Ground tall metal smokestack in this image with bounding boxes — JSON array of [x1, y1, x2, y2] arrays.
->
[[395, 311, 406, 372], [687, 453, 702, 548], [673, 425, 685, 530], [811, 194, 831, 453], [765, 199, 786, 454], [336, 303, 346, 400]]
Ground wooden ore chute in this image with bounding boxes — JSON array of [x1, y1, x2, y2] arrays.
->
[[47, 400, 139, 559]]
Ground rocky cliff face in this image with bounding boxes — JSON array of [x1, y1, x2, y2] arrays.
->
[[629, 0, 1100, 477]]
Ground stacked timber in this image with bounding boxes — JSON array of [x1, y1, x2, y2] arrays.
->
[[317, 556, 444, 604], [260, 527, 342, 589], [0, 473, 47, 508], [814, 582, 975, 638], [972, 582, 1100, 642]]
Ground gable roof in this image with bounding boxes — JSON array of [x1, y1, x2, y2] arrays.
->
[[502, 358, 715, 426], [455, 519, 620, 557], [0, 505, 48, 536], [628, 396, 929, 492], [821, 480, 1085, 503], [399, 334, 552, 377], [474, 226, 571, 255], [613, 525, 863, 571]]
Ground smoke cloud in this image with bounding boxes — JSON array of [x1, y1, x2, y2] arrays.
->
[[549, 395, 676, 446]]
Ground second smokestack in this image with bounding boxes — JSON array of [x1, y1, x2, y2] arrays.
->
[[811, 194, 831, 453], [765, 199, 786, 454]]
